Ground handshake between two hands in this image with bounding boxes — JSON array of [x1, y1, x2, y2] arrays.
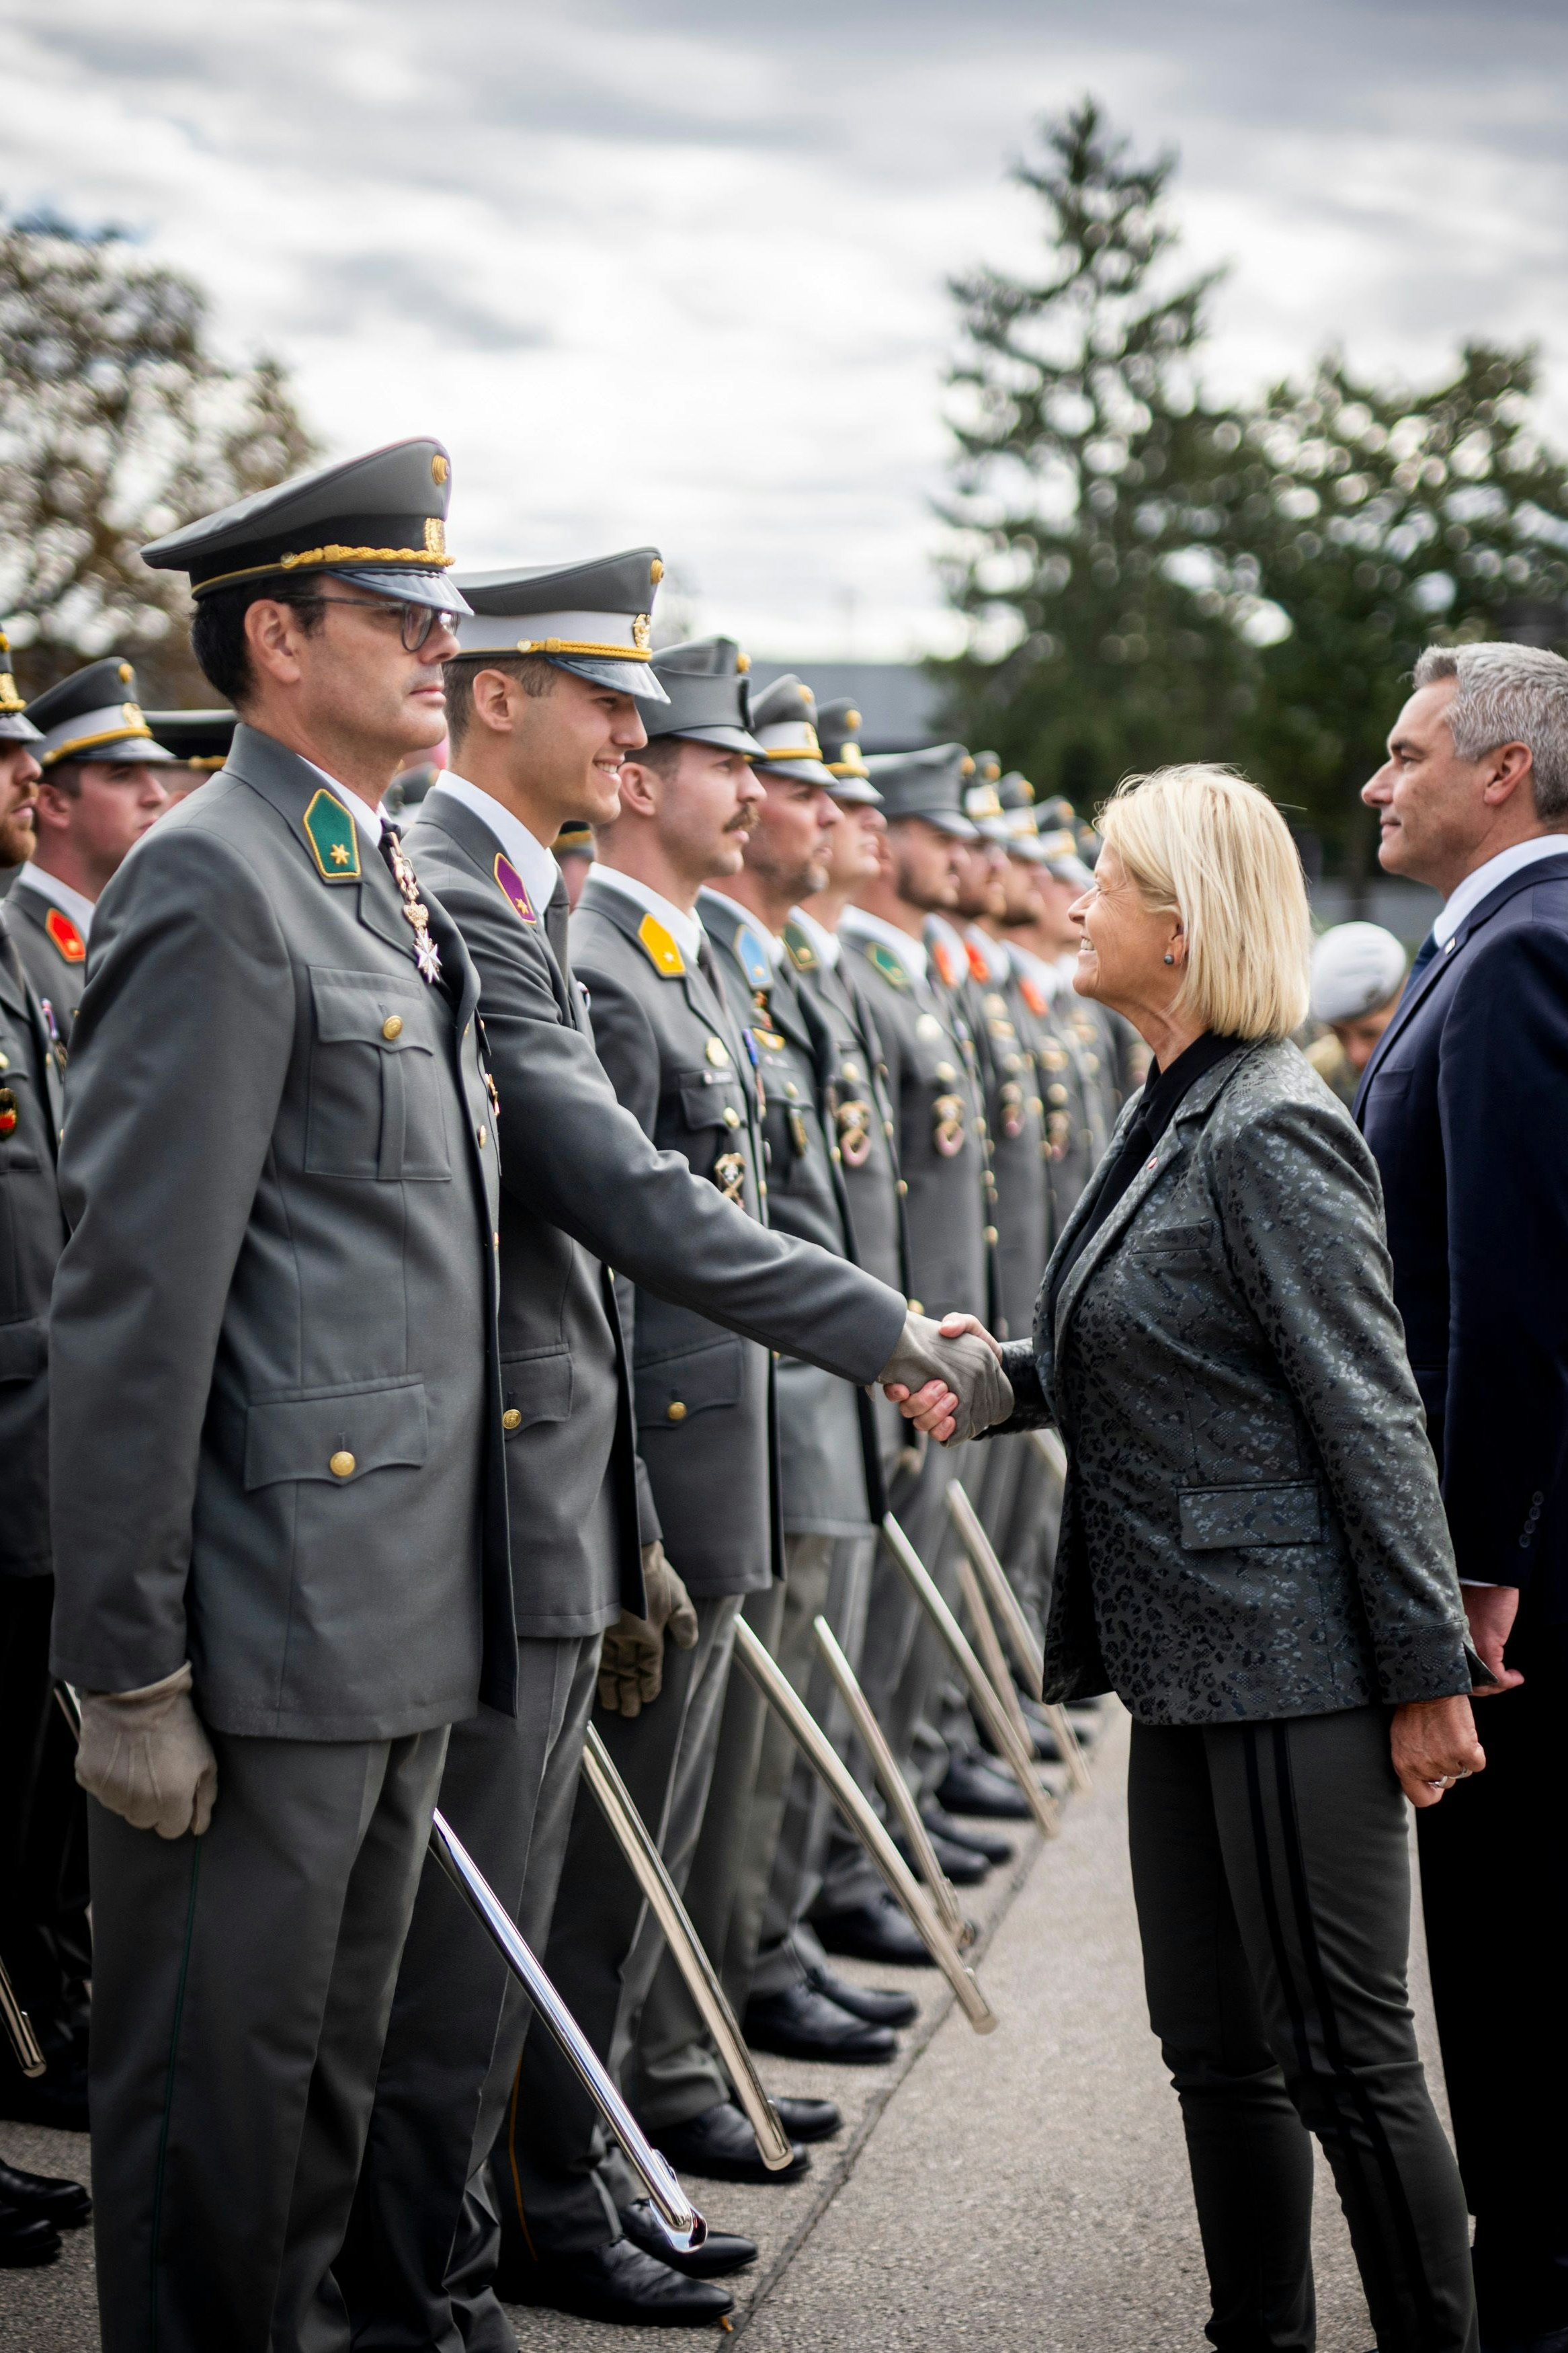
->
[[877, 1311, 1013, 1446]]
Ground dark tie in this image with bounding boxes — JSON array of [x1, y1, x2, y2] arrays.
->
[[544, 880, 571, 979], [1407, 932, 1440, 983]]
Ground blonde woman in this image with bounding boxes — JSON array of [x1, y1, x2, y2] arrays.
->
[[893, 766, 1487, 2353]]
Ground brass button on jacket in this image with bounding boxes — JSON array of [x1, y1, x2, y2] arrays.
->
[[666, 1400, 688, 1423], [381, 1014, 403, 1041], [329, 1450, 356, 1479], [501, 1407, 522, 1432]]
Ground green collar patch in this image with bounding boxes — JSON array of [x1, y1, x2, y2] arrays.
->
[[302, 788, 361, 883], [784, 921, 817, 971], [865, 939, 911, 990]]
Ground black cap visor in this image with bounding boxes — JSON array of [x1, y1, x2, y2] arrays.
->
[[328, 565, 474, 616], [546, 653, 670, 704]]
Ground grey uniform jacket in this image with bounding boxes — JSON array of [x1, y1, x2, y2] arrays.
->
[[0, 906, 67, 1577], [48, 724, 517, 1738], [965, 941, 1049, 1342], [8, 883, 88, 1039], [994, 1039, 1474, 1723], [783, 922, 910, 1304], [842, 924, 989, 1323], [572, 876, 905, 1597]]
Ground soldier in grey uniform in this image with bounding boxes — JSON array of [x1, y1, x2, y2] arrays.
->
[[689, 674, 913, 2067], [9, 660, 175, 1035], [343, 570, 932, 2334], [825, 746, 1015, 1954], [0, 670, 93, 2260], [479, 631, 997, 2306], [47, 440, 518, 2353]]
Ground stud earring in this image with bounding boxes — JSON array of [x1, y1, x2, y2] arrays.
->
[[1163, 952, 1175, 965]]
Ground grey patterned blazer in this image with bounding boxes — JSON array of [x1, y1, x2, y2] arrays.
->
[[994, 1038, 1474, 1722]]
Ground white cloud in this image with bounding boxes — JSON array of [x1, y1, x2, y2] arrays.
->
[[4, 0, 1566, 660]]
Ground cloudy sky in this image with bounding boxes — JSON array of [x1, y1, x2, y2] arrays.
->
[[6, 0, 1567, 657]]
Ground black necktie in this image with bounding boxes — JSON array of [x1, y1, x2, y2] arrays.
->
[[544, 881, 571, 980], [1408, 932, 1440, 983]]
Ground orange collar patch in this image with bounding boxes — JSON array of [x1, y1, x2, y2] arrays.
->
[[43, 907, 86, 964]]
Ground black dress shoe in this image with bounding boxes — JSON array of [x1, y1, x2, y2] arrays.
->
[[938, 1753, 1032, 1819], [743, 1983, 897, 2065], [921, 1802, 1015, 1865], [0, 2198, 61, 2269], [621, 2200, 756, 2279], [653, 2101, 811, 2184], [898, 1827, 989, 1885], [505, 2235, 733, 2325], [977, 1710, 1062, 1764], [0, 2158, 90, 2228], [815, 1896, 935, 1967], [769, 2091, 843, 2141], [804, 1964, 917, 2028]]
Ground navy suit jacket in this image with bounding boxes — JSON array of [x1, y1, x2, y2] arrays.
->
[[1356, 850, 1568, 1627]]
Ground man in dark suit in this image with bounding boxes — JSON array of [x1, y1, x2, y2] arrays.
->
[[1356, 640, 1568, 2353]]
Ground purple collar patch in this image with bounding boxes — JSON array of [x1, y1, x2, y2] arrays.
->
[[494, 852, 537, 922]]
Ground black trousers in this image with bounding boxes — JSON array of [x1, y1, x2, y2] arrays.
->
[[0, 1577, 91, 2063], [1418, 1652, 1568, 2336], [1129, 1708, 1477, 2353]]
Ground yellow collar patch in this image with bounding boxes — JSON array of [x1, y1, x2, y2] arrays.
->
[[637, 912, 685, 976]]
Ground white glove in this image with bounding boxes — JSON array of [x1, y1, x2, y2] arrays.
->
[[878, 1312, 1013, 1443], [75, 1662, 218, 1839], [597, 1542, 701, 1718]]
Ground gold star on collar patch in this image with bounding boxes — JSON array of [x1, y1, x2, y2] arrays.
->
[[302, 789, 361, 883]]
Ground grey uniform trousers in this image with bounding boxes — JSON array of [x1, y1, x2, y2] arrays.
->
[[1129, 1706, 1477, 2353], [87, 1725, 448, 2353], [339, 1632, 600, 2352], [496, 1591, 742, 2252]]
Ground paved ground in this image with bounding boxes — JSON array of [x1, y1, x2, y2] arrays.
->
[[0, 1704, 1450, 2350]]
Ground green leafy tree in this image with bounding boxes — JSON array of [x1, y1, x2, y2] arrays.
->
[[0, 212, 317, 705], [937, 100, 1267, 807], [1241, 346, 1568, 873]]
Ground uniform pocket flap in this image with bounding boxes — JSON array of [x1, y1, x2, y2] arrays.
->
[[244, 1378, 429, 1489], [0, 1315, 46, 1384], [677, 1074, 743, 1131], [310, 970, 431, 1050], [635, 1338, 744, 1429], [1180, 1480, 1323, 1550], [500, 1349, 573, 1433]]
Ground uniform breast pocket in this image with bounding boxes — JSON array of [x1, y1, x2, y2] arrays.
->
[[676, 1070, 747, 1193], [306, 971, 452, 1183]]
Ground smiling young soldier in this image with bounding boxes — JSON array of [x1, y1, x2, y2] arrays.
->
[[10, 659, 174, 1034], [330, 594, 990, 2336], [46, 440, 519, 2353]]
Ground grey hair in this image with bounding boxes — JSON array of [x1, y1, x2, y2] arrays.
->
[[1412, 641, 1568, 822]]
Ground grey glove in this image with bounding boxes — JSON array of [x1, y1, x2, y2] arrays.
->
[[877, 1312, 1014, 1443], [75, 1662, 218, 1839], [597, 1542, 701, 1719]]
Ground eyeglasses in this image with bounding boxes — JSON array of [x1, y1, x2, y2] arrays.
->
[[294, 596, 458, 653]]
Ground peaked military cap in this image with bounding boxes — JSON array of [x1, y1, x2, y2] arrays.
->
[[0, 631, 41, 743], [815, 697, 882, 807], [641, 636, 760, 752], [452, 549, 668, 701], [992, 769, 1047, 862], [141, 436, 468, 614], [964, 753, 1009, 846], [26, 657, 176, 768], [552, 820, 595, 857], [749, 675, 835, 787], [142, 709, 237, 771], [863, 743, 978, 839]]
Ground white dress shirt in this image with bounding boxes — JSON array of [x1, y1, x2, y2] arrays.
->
[[426, 772, 561, 916], [588, 865, 707, 968], [1432, 833, 1568, 949]]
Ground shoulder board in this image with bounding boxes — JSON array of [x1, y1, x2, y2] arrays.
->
[[966, 942, 991, 984], [43, 906, 86, 964], [862, 939, 911, 990], [732, 922, 774, 991], [636, 912, 685, 976], [1019, 975, 1048, 1017], [930, 936, 964, 990], [493, 852, 537, 923], [302, 788, 361, 882], [783, 921, 817, 971]]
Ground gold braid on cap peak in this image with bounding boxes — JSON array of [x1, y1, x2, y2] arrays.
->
[[194, 518, 452, 596], [0, 630, 24, 713], [513, 636, 653, 662]]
